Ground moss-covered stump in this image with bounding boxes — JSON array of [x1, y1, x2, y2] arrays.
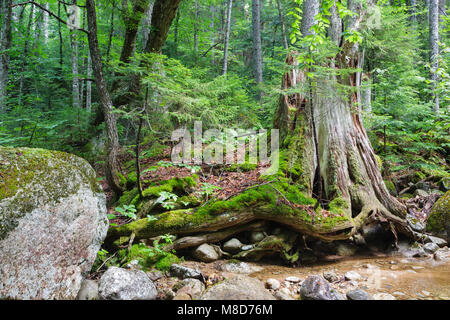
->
[[0, 147, 108, 299], [426, 191, 450, 241]]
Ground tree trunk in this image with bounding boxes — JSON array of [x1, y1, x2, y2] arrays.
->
[[86, 52, 92, 111], [18, 3, 34, 106], [106, 6, 115, 63], [43, 3, 49, 44], [429, 0, 440, 114], [118, 0, 150, 64], [209, 5, 215, 64], [142, 0, 154, 49], [274, 0, 411, 234], [0, 0, 12, 111], [222, 0, 233, 75], [70, 1, 80, 109], [252, 0, 263, 86], [276, 0, 289, 50], [174, 9, 180, 56], [144, 0, 183, 53], [86, 0, 125, 197], [301, 0, 319, 36], [407, 0, 417, 25], [58, 1, 63, 68], [194, 0, 199, 57]]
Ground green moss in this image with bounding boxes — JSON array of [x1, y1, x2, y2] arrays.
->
[[347, 148, 365, 186], [118, 187, 139, 206], [374, 154, 383, 169], [426, 191, 450, 234], [117, 172, 127, 187], [279, 120, 314, 193], [142, 176, 198, 198], [384, 179, 397, 196], [225, 162, 257, 172], [127, 243, 154, 269], [126, 171, 138, 189], [328, 197, 349, 215], [154, 253, 180, 271]]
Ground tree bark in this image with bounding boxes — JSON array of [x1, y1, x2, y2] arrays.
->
[[118, 0, 150, 64], [144, 0, 183, 53], [194, 0, 199, 56], [222, 0, 233, 75], [0, 0, 12, 111], [301, 0, 319, 36], [142, 0, 154, 49], [86, 0, 125, 197], [429, 0, 440, 114]]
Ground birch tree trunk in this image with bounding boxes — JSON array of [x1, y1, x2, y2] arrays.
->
[[43, 3, 49, 44], [429, 0, 440, 114], [142, 0, 154, 49], [70, 1, 80, 109], [222, 0, 233, 75], [0, 0, 12, 111]]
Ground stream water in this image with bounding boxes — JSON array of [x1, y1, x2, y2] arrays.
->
[[245, 254, 450, 300]]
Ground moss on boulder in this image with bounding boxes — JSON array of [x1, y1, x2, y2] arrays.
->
[[426, 191, 450, 240], [0, 147, 108, 299]]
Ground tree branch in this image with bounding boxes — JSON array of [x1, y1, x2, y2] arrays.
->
[[11, 1, 89, 34]]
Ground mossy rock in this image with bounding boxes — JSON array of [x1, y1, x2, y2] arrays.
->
[[426, 191, 450, 240], [384, 179, 397, 196], [0, 147, 103, 238], [0, 147, 108, 299]]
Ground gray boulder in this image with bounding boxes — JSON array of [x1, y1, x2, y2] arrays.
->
[[406, 214, 425, 232], [0, 147, 108, 300], [170, 264, 204, 280], [173, 278, 205, 300], [346, 289, 373, 300], [77, 280, 99, 300], [220, 261, 263, 274], [98, 267, 157, 300], [223, 238, 243, 254], [323, 271, 340, 283], [300, 275, 345, 300], [200, 275, 275, 300], [414, 189, 429, 197], [249, 231, 266, 243], [424, 235, 447, 247], [423, 242, 439, 254], [193, 243, 220, 262]]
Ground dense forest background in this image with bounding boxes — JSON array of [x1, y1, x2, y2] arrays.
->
[[0, 0, 448, 185]]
